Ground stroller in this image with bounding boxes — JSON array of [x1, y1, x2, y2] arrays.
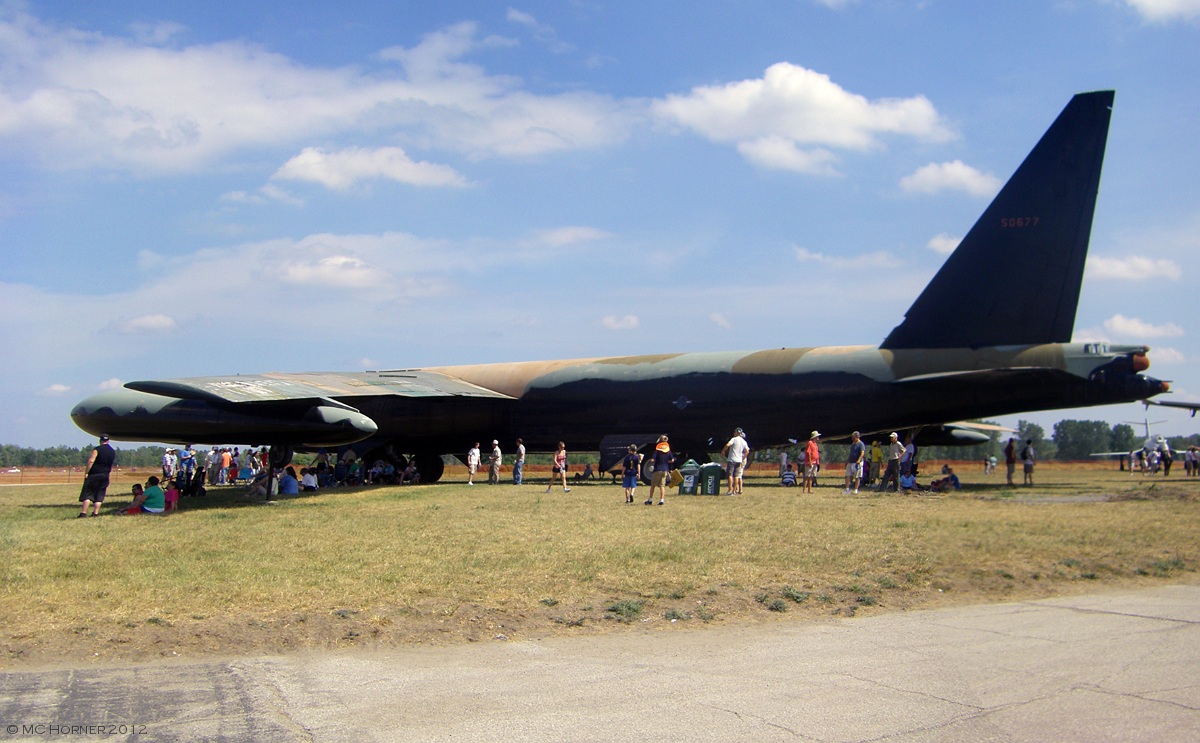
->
[[181, 467, 207, 498]]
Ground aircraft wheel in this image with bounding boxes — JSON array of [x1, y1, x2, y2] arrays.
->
[[415, 454, 444, 483], [269, 445, 294, 469]]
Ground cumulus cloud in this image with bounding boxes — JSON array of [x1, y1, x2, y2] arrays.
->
[[900, 160, 1001, 196], [601, 314, 639, 330], [736, 137, 839, 175], [273, 146, 468, 190], [1103, 314, 1185, 338], [530, 226, 612, 247], [0, 15, 636, 172], [794, 245, 900, 269], [1151, 347, 1186, 363], [120, 314, 176, 334], [99, 378, 124, 390], [652, 63, 952, 173], [1086, 255, 1182, 281], [927, 233, 961, 255], [278, 255, 382, 288], [709, 312, 732, 329], [1121, 0, 1200, 22], [37, 383, 71, 396]]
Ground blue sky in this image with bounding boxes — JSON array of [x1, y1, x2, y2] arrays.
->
[[2, 0, 1198, 447]]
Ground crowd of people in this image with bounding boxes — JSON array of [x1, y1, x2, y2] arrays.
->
[[78, 423, 1196, 518]]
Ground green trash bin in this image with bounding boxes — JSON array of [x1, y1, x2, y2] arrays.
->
[[677, 459, 700, 495], [698, 462, 724, 495]]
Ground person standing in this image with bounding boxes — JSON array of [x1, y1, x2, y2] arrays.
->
[[161, 447, 176, 481], [547, 441, 571, 492], [721, 427, 751, 495], [869, 440, 883, 486], [488, 440, 502, 484], [621, 444, 643, 504], [878, 432, 903, 492], [1004, 437, 1017, 486], [646, 435, 675, 505], [1021, 439, 1036, 486], [803, 431, 821, 493], [466, 442, 480, 485], [78, 434, 116, 518], [844, 431, 865, 495], [513, 438, 526, 485], [179, 444, 196, 478]]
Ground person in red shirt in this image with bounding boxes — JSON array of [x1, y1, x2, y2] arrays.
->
[[803, 431, 821, 493]]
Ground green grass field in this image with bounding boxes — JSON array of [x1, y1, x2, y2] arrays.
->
[[2, 463, 1197, 665]]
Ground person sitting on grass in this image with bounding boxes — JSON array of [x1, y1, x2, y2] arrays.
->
[[898, 471, 919, 494], [121, 476, 166, 514], [930, 466, 961, 493], [780, 463, 798, 487], [279, 466, 300, 495]]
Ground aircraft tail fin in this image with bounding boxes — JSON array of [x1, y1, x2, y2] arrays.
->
[[881, 91, 1114, 350]]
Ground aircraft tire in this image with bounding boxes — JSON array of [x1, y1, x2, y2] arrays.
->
[[269, 445, 294, 469], [415, 453, 444, 483]]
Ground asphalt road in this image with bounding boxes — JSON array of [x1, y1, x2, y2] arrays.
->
[[3, 584, 1199, 741]]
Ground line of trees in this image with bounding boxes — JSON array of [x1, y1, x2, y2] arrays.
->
[[0, 444, 168, 468], [4, 420, 1198, 470]]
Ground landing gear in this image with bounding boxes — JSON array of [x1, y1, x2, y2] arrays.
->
[[269, 445, 294, 470], [414, 453, 445, 483]]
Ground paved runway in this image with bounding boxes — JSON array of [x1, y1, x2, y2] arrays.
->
[[3, 584, 1199, 741]]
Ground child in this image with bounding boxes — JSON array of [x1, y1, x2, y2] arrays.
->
[[163, 482, 180, 512]]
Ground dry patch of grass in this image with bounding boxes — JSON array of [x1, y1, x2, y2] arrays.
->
[[2, 464, 1197, 665]]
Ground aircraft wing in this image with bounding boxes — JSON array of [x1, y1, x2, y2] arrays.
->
[[1143, 399, 1200, 417], [126, 370, 516, 406]]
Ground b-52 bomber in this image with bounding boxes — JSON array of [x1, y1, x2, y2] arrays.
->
[[71, 90, 1169, 482]]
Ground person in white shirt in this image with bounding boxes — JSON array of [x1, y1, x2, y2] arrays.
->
[[721, 427, 751, 495], [466, 443, 481, 485]]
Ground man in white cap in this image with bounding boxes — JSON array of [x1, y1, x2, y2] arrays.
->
[[721, 427, 750, 495], [488, 439, 502, 484], [877, 432, 904, 492], [803, 431, 821, 493]]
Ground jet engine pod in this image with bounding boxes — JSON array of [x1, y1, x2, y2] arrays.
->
[[299, 405, 378, 446]]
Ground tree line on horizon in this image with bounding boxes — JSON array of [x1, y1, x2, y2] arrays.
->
[[3, 419, 1198, 470]]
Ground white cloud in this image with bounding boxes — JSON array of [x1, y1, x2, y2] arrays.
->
[[601, 314, 639, 330], [0, 16, 636, 172], [927, 233, 961, 255], [120, 314, 176, 334], [99, 378, 123, 390], [38, 383, 70, 396], [279, 255, 382, 288], [736, 137, 839, 175], [652, 63, 952, 172], [794, 245, 900, 269], [1086, 255, 1182, 281], [1151, 347, 1186, 363], [273, 146, 468, 190], [531, 226, 612, 247], [1121, 0, 1200, 22], [900, 160, 1001, 196], [709, 312, 732, 329], [1103, 314, 1185, 338]]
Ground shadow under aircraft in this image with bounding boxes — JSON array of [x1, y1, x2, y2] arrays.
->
[[72, 90, 1168, 482]]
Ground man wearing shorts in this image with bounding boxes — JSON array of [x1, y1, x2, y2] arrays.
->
[[721, 427, 750, 495], [844, 431, 865, 494], [646, 435, 675, 505], [78, 434, 116, 518]]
